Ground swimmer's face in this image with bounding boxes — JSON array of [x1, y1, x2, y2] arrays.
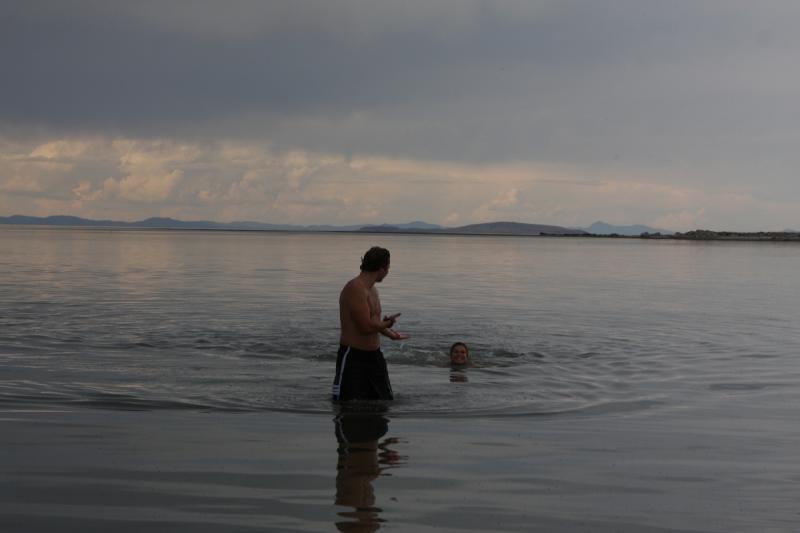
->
[[450, 344, 469, 365]]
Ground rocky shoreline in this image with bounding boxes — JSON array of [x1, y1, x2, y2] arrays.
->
[[640, 230, 800, 241]]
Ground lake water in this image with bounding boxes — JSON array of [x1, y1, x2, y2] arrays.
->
[[2, 227, 799, 531]]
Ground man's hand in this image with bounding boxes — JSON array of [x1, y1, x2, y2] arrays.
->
[[382, 313, 401, 328], [384, 328, 409, 341]]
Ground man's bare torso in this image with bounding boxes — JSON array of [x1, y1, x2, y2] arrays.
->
[[339, 276, 382, 351]]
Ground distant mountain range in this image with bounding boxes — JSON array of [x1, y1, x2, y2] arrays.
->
[[0, 215, 670, 236], [360, 221, 588, 235], [584, 221, 673, 236], [351, 220, 669, 235], [0, 215, 390, 232]]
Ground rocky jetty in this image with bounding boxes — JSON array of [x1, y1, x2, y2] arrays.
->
[[643, 230, 800, 241]]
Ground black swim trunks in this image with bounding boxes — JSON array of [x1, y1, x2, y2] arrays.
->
[[332, 345, 393, 402]]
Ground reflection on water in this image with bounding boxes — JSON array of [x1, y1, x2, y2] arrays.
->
[[3, 229, 800, 531], [334, 408, 405, 532], [2, 228, 800, 419], [449, 368, 469, 383]]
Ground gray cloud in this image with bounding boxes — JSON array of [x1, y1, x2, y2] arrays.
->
[[2, 1, 800, 228], [4, 3, 796, 133]]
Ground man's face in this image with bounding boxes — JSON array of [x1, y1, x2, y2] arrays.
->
[[376, 263, 390, 282]]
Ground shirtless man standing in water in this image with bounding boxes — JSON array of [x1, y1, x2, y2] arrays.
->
[[332, 246, 408, 402]]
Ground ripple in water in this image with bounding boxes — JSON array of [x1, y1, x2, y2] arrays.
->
[[3, 230, 800, 420], [0, 341, 673, 419]]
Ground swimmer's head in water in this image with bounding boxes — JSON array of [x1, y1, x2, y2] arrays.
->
[[449, 342, 469, 365]]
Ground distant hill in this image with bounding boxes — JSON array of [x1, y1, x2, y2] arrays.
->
[[4, 215, 230, 229], [359, 224, 412, 233], [583, 221, 673, 236], [395, 221, 442, 230], [3, 214, 679, 237], [0, 214, 435, 232], [360, 221, 587, 236], [447, 221, 587, 235], [0, 215, 132, 227]]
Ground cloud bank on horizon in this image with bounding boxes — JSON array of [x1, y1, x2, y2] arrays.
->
[[2, 0, 799, 231]]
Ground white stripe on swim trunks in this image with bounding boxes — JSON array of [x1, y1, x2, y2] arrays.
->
[[334, 416, 348, 445], [332, 346, 351, 399]]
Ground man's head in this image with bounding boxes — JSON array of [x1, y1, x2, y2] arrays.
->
[[360, 246, 390, 281]]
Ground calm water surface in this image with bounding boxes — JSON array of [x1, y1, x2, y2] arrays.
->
[[2, 227, 799, 531], [2, 227, 798, 417]]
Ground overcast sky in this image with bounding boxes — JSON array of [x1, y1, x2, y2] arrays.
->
[[2, 1, 799, 230]]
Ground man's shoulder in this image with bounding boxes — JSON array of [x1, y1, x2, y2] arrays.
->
[[342, 277, 366, 296]]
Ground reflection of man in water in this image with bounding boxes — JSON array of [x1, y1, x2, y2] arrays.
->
[[332, 247, 408, 402], [334, 412, 402, 532]]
